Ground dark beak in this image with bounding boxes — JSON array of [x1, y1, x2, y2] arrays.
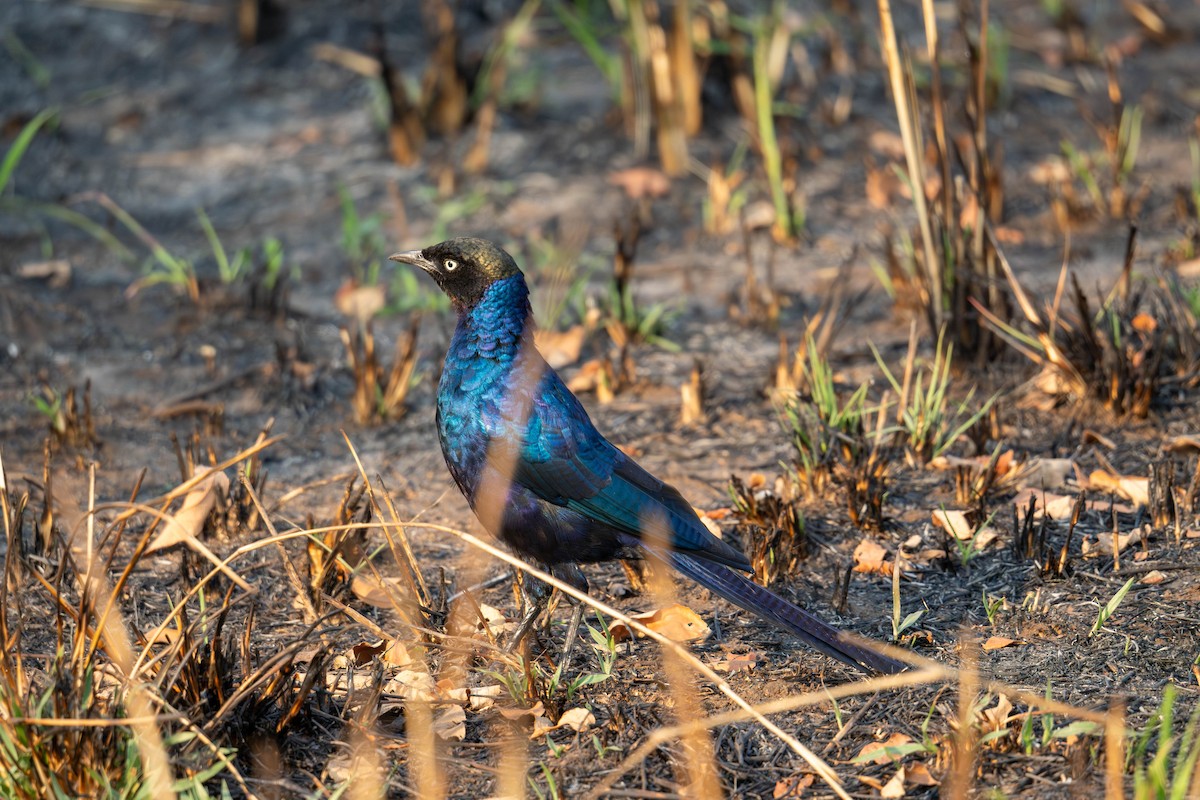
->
[[388, 250, 437, 274]]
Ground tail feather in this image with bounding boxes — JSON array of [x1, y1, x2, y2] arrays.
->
[[668, 551, 907, 675]]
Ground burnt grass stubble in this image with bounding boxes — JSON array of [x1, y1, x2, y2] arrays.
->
[[3, 1, 1200, 797]]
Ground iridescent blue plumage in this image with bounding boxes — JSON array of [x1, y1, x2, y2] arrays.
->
[[437, 274, 751, 571], [393, 238, 905, 675]]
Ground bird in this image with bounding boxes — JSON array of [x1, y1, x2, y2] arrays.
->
[[390, 238, 906, 676]]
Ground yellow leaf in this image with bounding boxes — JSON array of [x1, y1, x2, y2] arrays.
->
[[853, 539, 892, 575], [610, 604, 710, 643], [1088, 469, 1149, 506], [906, 763, 938, 786], [982, 636, 1018, 651]]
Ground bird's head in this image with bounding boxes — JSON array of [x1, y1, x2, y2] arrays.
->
[[389, 237, 521, 311]]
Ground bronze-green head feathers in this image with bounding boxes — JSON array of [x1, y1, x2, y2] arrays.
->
[[390, 238, 521, 311]]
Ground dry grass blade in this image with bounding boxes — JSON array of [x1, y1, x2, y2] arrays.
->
[[341, 320, 421, 425], [878, 0, 940, 320], [1106, 698, 1125, 799], [980, 227, 1199, 417], [240, 472, 320, 625], [340, 432, 432, 612]]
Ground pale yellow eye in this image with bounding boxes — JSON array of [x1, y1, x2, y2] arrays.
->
[[444, 259, 459, 271]]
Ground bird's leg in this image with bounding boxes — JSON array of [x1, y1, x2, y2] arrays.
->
[[558, 604, 584, 675], [505, 570, 553, 655], [505, 564, 591, 674], [550, 564, 588, 674]]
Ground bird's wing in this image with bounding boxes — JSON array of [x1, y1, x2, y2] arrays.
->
[[488, 372, 751, 571]]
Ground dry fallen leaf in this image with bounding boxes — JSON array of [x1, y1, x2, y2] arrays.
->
[[857, 732, 914, 766], [880, 767, 906, 799], [931, 509, 972, 539], [436, 678, 468, 704], [713, 651, 764, 673], [468, 684, 505, 712], [433, 704, 466, 741], [473, 603, 514, 638], [773, 773, 815, 798], [351, 574, 407, 609], [983, 636, 1018, 651], [351, 640, 387, 667], [498, 701, 545, 723], [18, 259, 72, 288], [906, 762, 938, 786], [1010, 488, 1079, 521], [1082, 530, 1137, 558], [993, 226, 1025, 245], [610, 603, 710, 643], [1165, 435, 1200, 454], [535, 325, 586, 369], [566, 359, 605, 393], [385, 669, 437, 703], [869, 130, 906, 159], [853, 538, 892, 575], [932, 510, 1000, 549], [1082, 429, 1117, 450], [1016, 457, 1075, 490], [1087, 469, 1149, 506], [147, 467, 230, 552], [1131, 312, 1157, 334], [608, 167, 670, 199], [334, 278, 386, 326], [529, 713, 555, 738], [866, 163, 902, 209], [533, 706, 595, 738], [980, 694, 1014, 734]]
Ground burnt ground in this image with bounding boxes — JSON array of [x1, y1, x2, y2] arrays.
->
[[2, 0, 1200, 797]]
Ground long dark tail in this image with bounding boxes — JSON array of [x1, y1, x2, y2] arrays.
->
[[668, 551, 907, 675]]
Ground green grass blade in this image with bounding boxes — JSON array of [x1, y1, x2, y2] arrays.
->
[[0, 108, 57, 195]]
